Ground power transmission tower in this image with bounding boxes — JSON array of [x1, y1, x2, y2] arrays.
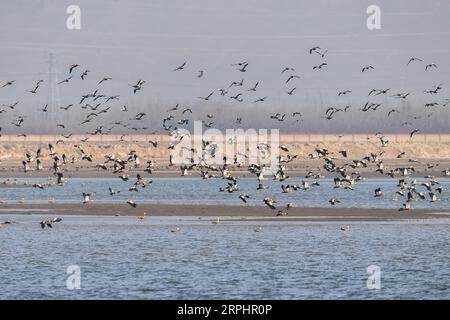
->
[[46, 52, 61, 132]]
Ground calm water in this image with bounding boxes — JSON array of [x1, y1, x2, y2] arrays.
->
[[1, 215, 450, 299], [1, 177, 449, 209]]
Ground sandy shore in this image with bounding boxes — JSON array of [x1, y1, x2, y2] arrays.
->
[[0, 165, 449, 179], [0, 203, 449, 222]]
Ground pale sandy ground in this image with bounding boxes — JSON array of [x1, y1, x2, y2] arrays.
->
[[1, 135, 449, 222], [0, 203, 449, 222], [0, 134, 449, 178]]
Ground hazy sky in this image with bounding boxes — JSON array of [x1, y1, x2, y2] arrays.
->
[[0, 0, 449, 133]]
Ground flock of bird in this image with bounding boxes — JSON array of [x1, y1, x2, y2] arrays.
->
[[0, 47, 449, 231]]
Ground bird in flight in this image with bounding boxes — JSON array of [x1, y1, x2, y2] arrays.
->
[[1, 80, 16, 88], [309, 46, 321, 54], [338, 90, 351, 96], [247, 81, 259, 92], [281, 67, 295, 74], [69, 64, 79, 74], [406, 57, 423, 66], [313, 63, 327, 70], [425, 63, 437, 71], [81, 70, 90, 80], [97, 77, 112, 85], [410, 129, 420, 138], [57, 76, 72, 85], [173, 61, 187, 71], [286, 75, 300, 83], [286, 87, 296, 95], [26, 80, 44, 94], [362, 65, 374, 72], [237, 63, 248, 72], [198, 92, 214, 101], [253, 97, 267, 103]]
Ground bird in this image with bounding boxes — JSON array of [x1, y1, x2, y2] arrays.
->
[[109, 187, 120, 196], [137, 212, 147, 222], [399, 203, 412, 211], [173, 61, 187, 71], [81, 70, 90, 80], [263, 198, 276, 209], [247, 81, 259, 92], [57, 76, 72, 84], [374, 187, 384, 197], [82, 192, 95, 204], [338, 90, 351, 96], [425, 63, 437, 71], [281, 67, 295, 74], [1, 80, 16, 88], [237, 63, 248, 72], [69, 64, 79, 74], [406, 57, 423, 66], [309, 46, 321, 54], [388, 109, 399, 117], [329, 198, 341, 205], [253, 97, 267, 103], [127, 200, 137, 208], [286, 87, 296, 95], [197, 70, 204, 78], [26, 80, 43, 94], [410, 129, 420, 138], [198, 92, 213, 101], [313, 63, 327, 70], [362, 65, 374, 72], [97, 77, 112, 85], [286, 75, 300, 83], [40, 218, 62, 229], [239, 193, 250, 203]]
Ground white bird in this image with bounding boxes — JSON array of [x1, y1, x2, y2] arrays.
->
[[82, 192, 95, 204]]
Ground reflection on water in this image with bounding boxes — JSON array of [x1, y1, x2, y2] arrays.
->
[[1, 215, 450, 299], [1, 177, 449, 209]]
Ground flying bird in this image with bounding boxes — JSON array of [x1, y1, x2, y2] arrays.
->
[[173, 61, 187, 71], [406, 57, 423, 66]]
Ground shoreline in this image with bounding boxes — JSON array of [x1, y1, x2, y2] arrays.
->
[[1, 168, 449, 179], [1, 203, 449, 222]]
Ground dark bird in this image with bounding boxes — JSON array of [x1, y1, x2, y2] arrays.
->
[[338, 90, 351, 96], [388, 109, 399, 117], [57, 76, 72, 85], [253, 97, 267, 103], [198, 92, 214, 101], [410, 129, 420, 138], [362, 65, 374, 72], [1, 80, 16, 88], [425, 63, 437, 71], [247, 81, 259, 92], [286, 75, 300, 83], [69, 64, 79, 74], [173, 61, 187, 71], [237, 63, 248, 72], [97, 77, 112, 85], [81, 70, 90, 80], [286, 87, 296, 95], [281, 67, 295, 74], [406, 57, 423, 66], [26, 80, 43, 94], [127, 200, 137, 208], [313, 63, 327, 70], [309, 46, 321, 54]]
